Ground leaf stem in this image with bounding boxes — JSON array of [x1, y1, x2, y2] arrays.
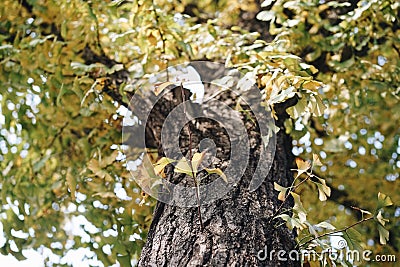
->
[[269, 175, 310, 224]]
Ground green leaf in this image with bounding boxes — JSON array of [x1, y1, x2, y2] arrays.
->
[[276, 215, 306, 230], [11, 251, 27, 261], [274, 182, 288, 201], [343, 228, 363, 251], [117, 254, 132, 267]]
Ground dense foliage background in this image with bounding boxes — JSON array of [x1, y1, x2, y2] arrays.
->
[[0, 0, 398, 266]]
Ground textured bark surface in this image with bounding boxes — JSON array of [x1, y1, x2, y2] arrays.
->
[[136, 75, 300, 266]]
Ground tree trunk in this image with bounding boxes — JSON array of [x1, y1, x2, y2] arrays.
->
[[135, 63, 300, 266]]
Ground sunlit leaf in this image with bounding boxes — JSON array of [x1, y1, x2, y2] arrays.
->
[[294, 158, 311, 178], [377, 223, 389, 245], [153, 157, 175, 175], [291, 192, 307, 223], [315, 222, 336, 230], [312, 153, 322, 166], [376, 210, 389, 226], [204, 167, 228, 183], [154, 81, 175, 96], [274, 182, 288, 201], [377, 192, 393, 209]]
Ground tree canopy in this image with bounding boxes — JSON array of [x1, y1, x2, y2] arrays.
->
[[0, 0, 398, 266]]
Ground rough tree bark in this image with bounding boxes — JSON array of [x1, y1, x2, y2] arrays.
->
[[133, 64, 300, 266]]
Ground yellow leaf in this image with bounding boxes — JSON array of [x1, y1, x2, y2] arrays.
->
[[294, 158, 311, 178], [302, 80, 322, 90], [174, 152, 205, 176], [191, 152, 205, 173], [100, 150, 119, 167], [274, 182, 287, 201], [154, 81, 175, 96], [376, 210, 389, 226], [174, 157, 193, 176], [153, 157, 175, 175], [205, 167, 228, 183], [377, 192, 393, 208], [312, 153, 322, 166]]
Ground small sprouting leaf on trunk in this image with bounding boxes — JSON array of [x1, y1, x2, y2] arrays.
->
[[204, 167, 227, 183], [174, 158, 192, 176], [154, 81, 175, 96], [191, 152, 205, 173], [174, 152, 205, 177], [274, 182, 288, 201], [153, 157, 175, 175]]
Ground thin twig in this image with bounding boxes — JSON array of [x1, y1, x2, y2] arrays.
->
[[180, 83, 204, 230], [268, 175, 310, 224], [296, 216, 374, 249]]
